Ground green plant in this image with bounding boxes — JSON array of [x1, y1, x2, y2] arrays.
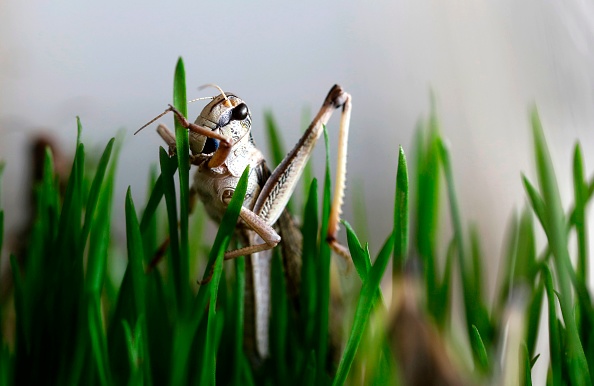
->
[[1, 57, 593, 385]]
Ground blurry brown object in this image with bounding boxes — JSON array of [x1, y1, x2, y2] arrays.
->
[[388, 274, 469, 386], [0, 134, 70, 300]]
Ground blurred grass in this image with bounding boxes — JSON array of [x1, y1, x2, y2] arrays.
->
[[0, 58, 593, 385]]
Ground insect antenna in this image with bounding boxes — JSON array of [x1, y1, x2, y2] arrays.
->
[[134, 107, 173, 135], [135, 95, 216, 135], [199, 83, 231, 106], [188, 96, 215, 104]]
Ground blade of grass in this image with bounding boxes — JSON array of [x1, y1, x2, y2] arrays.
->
[[266, 111, 298, 215], [522, 175, 546, 232], [173, 57, 190, 314], [413, 118, 440, 320], [301, 178, 319, 354], [316, 127, 332, 378], [264, 111, 285, 166], [439, 138, 493, 356], [344, 221, 371, 280], [86, 136, 121, 386], [124, 188, 153, 385], [232, 256, 246, 386], [333, 235, 394, 386], [140, 174, 168, 234], [572, 143, 588, 284], [531, 108, 590, 385], [434, 237, 455, 327], [542, 265, 561, 386], [470, 325, 489, 372], [80, 137, 115, 247], [198, 166, 249, 385], [523, 345, 533, 386], [393, 146, 409, 273], [525, 281, 544, 357], [159, 149, 182, 312]]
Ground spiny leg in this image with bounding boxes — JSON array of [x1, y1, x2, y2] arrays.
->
[[326, 90, 352, 259], [252, 84, 352, 259]]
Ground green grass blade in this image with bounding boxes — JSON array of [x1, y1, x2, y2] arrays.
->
[[516, 207, 537, 282], [10, 254, 25, 359], [141, 166, 160, 265], [439, 138, 492, 352], [523, 345, 533, 386], [0, 346, 12, 386], [169, 319, 201, 385], [140, 174, 167, 233], [88, 296, 112, 386], [572, 143, 588, 284], [86, 185, 113, 385], [542, 265, 561, 386], [173, 57, 191, 314], [522, 175, 546, 232], [125, 189, 147, 314], [303, 351, 317, 385], [525, 281, 544, 357], [159, 148, 183, 312], [76, 117, 83, 146], [264, 111, 287, 167], [531, 108, 590, 385], [232, 257, 246, 386], [124, 188, 152, 385], [413, 118, 440, 319], [198, 166, 249, 386], [470, 325, 489, 372], [393, 146, 409, 273], [333, 236, 394, 386], [80, 137, 114, 247], [300, 178, 319, 351], [265, 111, 293, 215], [86, 138, 118, 294], [56, 142, 84, 256], [316, 127, 332, 377], [344, 221, 371, 280], [434, 237, 455, 327], [122, 321, 140, 385], [86, 136, 121, 386]]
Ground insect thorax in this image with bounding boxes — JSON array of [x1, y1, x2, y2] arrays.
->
[[193, 143, 266, 224]]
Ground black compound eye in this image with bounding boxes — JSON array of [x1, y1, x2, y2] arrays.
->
[[231, 103, 248, 121]]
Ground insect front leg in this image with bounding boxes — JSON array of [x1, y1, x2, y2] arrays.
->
[[164, 104, 235, 168], [253, 84, 352, 259]]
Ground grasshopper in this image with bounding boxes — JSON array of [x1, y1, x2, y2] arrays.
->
[[138, 84, 351, 365]]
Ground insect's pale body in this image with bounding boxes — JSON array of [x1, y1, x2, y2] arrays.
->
[[144, 85, 352, 365], [187, 93, 261, 217]]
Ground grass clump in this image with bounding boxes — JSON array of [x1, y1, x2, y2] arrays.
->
[[0, 57, 593, 385]]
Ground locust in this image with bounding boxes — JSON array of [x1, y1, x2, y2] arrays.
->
[[137, 84, 352, 365]]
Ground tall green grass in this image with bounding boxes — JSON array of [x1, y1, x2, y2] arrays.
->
[[1, 57, 593, 384]]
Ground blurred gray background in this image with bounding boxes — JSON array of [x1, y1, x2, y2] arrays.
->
[[2, 1, 594, 380]]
